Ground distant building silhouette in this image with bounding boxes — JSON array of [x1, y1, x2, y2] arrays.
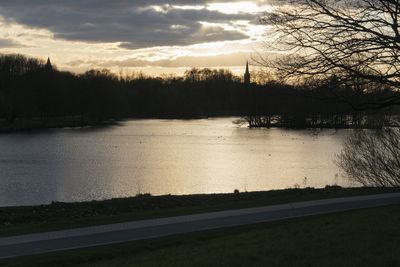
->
[[45, 57, 52, 70], [244, 61, 250, 85]]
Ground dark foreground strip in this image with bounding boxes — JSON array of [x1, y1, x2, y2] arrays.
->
[[1, 193, 399, 259]]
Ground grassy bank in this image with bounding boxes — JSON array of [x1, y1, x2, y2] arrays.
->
[[1, 186, 399, 238], [1, 204, 399, 267]]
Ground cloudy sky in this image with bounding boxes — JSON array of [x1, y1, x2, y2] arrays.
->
[[0, 0, 273, 76]]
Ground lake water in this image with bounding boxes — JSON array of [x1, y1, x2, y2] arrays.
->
[[0, 118, 355, 207]]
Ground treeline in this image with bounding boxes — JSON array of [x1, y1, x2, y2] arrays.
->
[[245, 74, 400, 128], [0, 55, 248, 123], [0, 54, 398, 130]]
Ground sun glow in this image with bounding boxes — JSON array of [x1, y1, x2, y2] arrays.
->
[[171, 5, 204, 10], [207, 1, 271, 14]]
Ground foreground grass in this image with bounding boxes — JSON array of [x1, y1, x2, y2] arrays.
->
[[1, 186, 400, 237], [1, 204, 399, 267]]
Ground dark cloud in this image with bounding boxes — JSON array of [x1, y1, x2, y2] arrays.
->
[[0, 0, 244, 10], [0, 38, 26, 48], [0, 1, 259, 48], [119, 25, 248, 49]]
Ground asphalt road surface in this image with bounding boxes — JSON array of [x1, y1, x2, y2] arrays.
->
[[1, 192, 399, 259]]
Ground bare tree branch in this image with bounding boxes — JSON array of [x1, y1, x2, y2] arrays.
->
[[337, 128, 400, 186], [262, 0, 400, 91]]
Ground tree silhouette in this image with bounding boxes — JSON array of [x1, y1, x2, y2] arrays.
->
[[0, 53, 398, 130], [337, 128, 400, 186], [261, 0, 400, 109]]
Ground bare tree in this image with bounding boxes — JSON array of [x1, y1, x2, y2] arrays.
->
[[337, 128, 400, 186], [261, 0, 400, 108], [260, 1, 400, 186]]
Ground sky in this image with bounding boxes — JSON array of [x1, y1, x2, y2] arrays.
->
[[0, 0, 273, 76]]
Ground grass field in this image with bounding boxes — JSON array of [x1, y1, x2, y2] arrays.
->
[[1, 186, 400, 237], [1, 204, 399, 267]]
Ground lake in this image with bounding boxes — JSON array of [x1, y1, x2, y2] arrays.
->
[[0, 118, 355, 207]]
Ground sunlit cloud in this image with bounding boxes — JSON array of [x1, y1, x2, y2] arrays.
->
[[171, 5, 205, 10], [0, 37, 27, 48], [207, 1, 263, 14], [0, 0, 273, 75]]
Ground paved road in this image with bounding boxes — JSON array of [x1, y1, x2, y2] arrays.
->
[[1, 192, 400, 259]]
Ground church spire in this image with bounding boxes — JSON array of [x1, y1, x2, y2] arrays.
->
[[244, 60, 250, 84], [45, 57, 52, 70]]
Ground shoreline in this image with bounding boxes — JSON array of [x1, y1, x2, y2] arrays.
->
[[1, 186, 399, 238], [0, 115, 393, 133], [0, 116, 121, 133]]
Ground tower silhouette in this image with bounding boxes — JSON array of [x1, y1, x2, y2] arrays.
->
[[244, 61, 250, 85], [45, 57, 52, 70]]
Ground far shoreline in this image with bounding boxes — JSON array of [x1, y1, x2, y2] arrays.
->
[[0, 114, 391, 133]]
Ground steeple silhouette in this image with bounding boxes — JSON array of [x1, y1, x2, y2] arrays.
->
[[244, 60, 250, 85], [45, 57, 52, 70]]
